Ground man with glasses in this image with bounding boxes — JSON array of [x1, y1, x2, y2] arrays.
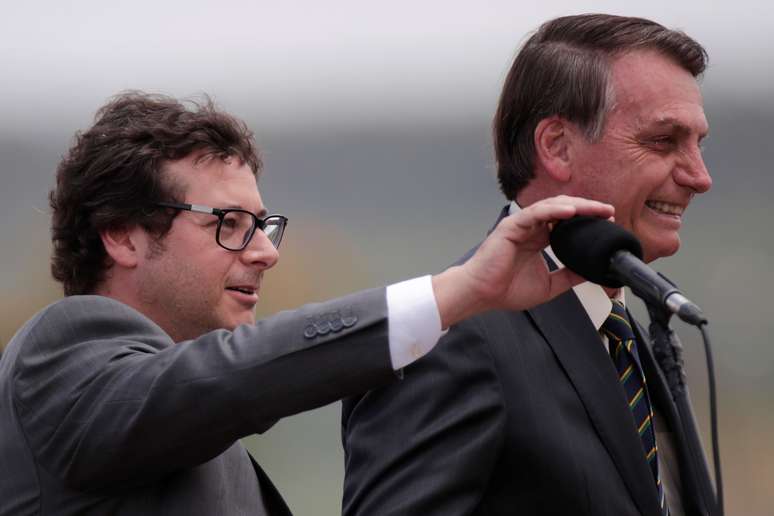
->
[[0, 91, 611, 515]]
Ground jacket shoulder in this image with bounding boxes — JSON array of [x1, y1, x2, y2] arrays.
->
[[5, 295, 170, 382]]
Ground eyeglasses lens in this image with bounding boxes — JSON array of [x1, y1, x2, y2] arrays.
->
[[263, 219, 284, 247], [218, 211, 255, 250]]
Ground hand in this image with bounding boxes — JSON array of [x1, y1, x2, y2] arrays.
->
[[432, 196, 614, 328]]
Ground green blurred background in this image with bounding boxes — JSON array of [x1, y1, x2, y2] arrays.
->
[[1, 1, 772, 514]]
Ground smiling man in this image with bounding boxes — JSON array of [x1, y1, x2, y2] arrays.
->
[[546, 50, 711, 263], [342, 14, 717, 516], [0, 92, 613, 515]]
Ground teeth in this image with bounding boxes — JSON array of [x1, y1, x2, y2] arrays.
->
[[646, 201, 684, 215]]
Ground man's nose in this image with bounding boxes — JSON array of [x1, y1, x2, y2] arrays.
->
[[240, 229, 280, 269], [675, 146, 712, 193]]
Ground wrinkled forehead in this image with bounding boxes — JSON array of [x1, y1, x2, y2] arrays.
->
[[608, 50, 708, 134]]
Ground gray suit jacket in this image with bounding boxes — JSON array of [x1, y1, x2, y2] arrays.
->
[[1, 289, 394, 515], [342, 207, 715, 516]]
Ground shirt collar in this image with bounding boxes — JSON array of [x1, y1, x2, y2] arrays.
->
[[508, 201, 622, 331]]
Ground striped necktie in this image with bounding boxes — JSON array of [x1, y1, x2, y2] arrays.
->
[[602, 300, 668, 515]]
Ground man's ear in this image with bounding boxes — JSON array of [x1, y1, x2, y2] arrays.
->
[[100, 226, 140, 269], [533, 116, 574, 183]]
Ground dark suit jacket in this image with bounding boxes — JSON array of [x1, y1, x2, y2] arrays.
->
[[0, 289, 394, 515], [341, 208, 715, 516]]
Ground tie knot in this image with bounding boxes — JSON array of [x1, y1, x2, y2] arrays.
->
[[602, 300, 635, 343]]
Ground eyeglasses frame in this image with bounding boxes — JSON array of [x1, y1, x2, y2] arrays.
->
[[153, 201, 288, 251]]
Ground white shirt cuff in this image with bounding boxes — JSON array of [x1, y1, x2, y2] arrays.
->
[[386, 275, 447, 370]]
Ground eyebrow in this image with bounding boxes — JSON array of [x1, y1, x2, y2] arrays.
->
[[645, 117, 709, 139]]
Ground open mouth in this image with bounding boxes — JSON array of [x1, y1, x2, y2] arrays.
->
[[645, 200, 684, 216], [226, 286, 257, 295]]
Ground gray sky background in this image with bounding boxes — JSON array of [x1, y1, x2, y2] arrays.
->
[[1, 0, 772, 134], [1, 2, 773, 515]]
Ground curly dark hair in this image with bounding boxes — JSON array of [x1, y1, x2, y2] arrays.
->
[[49, 91, 261, 296], [494, 14, 708, 200]]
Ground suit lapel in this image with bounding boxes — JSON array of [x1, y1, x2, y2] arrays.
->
[[527, 291, 663, 516]]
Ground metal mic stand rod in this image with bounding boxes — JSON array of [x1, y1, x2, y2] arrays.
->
[[647, 304, 719, 516]]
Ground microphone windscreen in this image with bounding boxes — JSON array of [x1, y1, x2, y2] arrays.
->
[[549, 216, 643, 288]]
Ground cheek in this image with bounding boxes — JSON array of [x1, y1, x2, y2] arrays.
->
[[572, 155, 622, 203], [170, 250, 230, 298], [619, 191, 646, 221], [205, 257, 240, 301]]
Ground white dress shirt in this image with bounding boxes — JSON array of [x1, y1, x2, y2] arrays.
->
[[385, 275, 445, 370]]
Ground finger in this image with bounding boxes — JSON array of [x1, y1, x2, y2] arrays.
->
[[522, 202, 578, 223], [509, 203, 578, 231], [497, 197, 614, 242], [533, 195, 614, 213], [511, 202, 612, 234], [533, 197, 614, 219], [498, 209, 565, 243]]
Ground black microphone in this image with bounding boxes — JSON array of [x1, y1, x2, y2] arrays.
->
[[549, 216, 707, 326]]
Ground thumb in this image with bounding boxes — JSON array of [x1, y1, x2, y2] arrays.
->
[[546, 268, 585, 300]]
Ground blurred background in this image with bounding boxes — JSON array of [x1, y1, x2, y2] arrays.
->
[[1, 1, 771, 514]]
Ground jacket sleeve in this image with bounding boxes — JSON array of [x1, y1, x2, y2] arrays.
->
[[341, 315, 506, 516], [11, 290, 394, 491]]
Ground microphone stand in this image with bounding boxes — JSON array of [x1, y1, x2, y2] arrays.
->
[[646, 304, 719, 516]]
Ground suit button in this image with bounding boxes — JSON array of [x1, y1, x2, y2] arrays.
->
[[314, 321, 331, 335], [341, 309, 357, 328], [330, 318, 343, 332], [303, 326, 317, 339]]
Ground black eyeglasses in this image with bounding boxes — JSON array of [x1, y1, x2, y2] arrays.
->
[[154, 202, 288, 251]]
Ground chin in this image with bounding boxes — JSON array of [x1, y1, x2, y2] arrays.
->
[[229, 313, 256, 330], [642, 237, 681, 263]]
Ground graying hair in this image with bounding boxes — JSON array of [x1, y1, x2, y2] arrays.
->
[[493, 14, 707, 200]]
